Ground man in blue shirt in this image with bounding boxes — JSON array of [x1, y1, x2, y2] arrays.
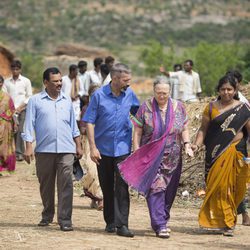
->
[[22, 67, 83, 232], [83, 63, 139, 237]]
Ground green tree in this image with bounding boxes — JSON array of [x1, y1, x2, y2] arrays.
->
[[140, 40, 177, 77]]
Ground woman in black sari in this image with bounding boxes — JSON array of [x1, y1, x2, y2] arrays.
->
[[192, 75, 250, 236]]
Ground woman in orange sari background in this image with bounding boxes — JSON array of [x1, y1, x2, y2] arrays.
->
[[192, 74, 250, 236], [0, 75, 16, 174]]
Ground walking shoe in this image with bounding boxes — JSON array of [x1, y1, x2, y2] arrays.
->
[[156, 229, 170, 239], [116, 225, 134, 237], [38, 219, 52, 227], [105, 224, 116, 233], [60, 225, 74, 232]]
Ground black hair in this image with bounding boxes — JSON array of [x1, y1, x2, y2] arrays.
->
[[226, 70, 243, 83], [69, 64, 78, 72], [217, 75, 239, 100], [11, 60, 22, 69], [93, 57, 103, 68], [184, 59, 193, 67], [43, 67, 61, 81], [105, 56, 115, 64], [173, 64, 182, 71], [100, 63, 110, 76], [78, 60, 87, 67]]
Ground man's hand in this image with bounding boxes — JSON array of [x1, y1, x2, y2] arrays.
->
[[23, 145, 34, 164], [90, 147, 102, 165], [76, 145, 83, 159]]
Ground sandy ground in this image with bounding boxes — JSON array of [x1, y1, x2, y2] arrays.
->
[[0, 162, 249, 250]]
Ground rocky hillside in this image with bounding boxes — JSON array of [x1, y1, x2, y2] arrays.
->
[[0, 0, 249, 54]]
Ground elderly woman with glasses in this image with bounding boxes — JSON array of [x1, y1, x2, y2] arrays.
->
[[119, 76, 193, 238]]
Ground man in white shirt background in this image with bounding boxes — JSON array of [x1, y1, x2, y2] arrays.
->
[[160, 59, 202, 102], [62, 64, 84, 123], [3, 60, 32, 161], [89, 57, 103, 86]]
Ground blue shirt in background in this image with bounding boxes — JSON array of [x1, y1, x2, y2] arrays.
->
[[22, 90, 80, 153], [83, 84, 140, 157]]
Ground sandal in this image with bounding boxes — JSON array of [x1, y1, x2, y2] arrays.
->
[[223, 228, 234, 237], [156, 229, 170, 239]]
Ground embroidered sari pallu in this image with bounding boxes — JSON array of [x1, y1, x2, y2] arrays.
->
[[199, 103, 250, 229]]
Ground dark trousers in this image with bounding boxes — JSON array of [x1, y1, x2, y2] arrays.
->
[[15, 110, 25, 156], [97, 154, 130, 228], [35, 153, 74, 226]]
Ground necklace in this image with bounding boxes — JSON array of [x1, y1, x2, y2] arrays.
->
[[218, 99, 235, 110]]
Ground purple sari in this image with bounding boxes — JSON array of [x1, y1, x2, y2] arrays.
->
[[119, 98, 185, 196]]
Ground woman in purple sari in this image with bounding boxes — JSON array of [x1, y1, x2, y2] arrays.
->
[[119, 76, 193, 238]]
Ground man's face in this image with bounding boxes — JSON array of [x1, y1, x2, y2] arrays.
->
[[79, 65, 87, 74], [45, 73, 62, 95], [11, 67, 21, 78], [117, 72, 132, 91], [183, 62, 192, 72]]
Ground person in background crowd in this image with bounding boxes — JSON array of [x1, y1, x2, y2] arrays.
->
[[105, 56, 115, 71], [22, 67, 83, 232], [62, 64, 84, 123], [102, 56, 115, 86], [89, 57, 103, 86], [78, 60, 90, 108], [0, 75, 17, 174], [170, 64, 182, 100], [79, 84, 103, 211], [3, 59, 32, 161], [100, 64, 110, 86], [83, 63, 139, 237], [160, 59, 202, 102]]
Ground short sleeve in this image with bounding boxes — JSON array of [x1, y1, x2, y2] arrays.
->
[[82, 92, 99, 124]]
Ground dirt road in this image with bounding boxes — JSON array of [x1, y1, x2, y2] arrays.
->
[[0, 162, 249, 250]]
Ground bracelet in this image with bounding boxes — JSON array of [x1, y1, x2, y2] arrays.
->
[[183, 141, 190, 145]]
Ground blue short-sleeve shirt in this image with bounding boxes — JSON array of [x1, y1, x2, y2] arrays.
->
[[83, 84, 139, 157]]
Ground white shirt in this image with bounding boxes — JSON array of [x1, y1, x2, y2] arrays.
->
[[3, 74, 32, 108], [78, 72, 90, 96], [238, 91, 249, 104], [61, 75, 83, 120], [169, 70, 201, 102], [102, 73, 111, 86], [89, 70, 102, 86], [170, 77, 181, 100]]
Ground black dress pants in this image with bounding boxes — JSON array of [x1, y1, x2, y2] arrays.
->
[[97, 154, 130, 228]]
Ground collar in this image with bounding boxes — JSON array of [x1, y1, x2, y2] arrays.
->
[[41, 90, 66, 100], [103, 83, 126, 97], [11, 74, 22, 81]]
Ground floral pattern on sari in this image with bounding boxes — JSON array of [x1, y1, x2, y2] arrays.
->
[[0, 91, 16, 172]]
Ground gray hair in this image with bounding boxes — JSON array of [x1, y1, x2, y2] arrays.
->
[[153, 75, 170, 88], [110, 63, 131, 77]]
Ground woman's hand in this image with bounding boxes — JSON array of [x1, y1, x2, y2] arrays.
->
[[191, 144, 200, 153], [184, 143, 194, 157]]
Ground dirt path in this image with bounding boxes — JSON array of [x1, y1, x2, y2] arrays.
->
[[0, 162, 249, 250]]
